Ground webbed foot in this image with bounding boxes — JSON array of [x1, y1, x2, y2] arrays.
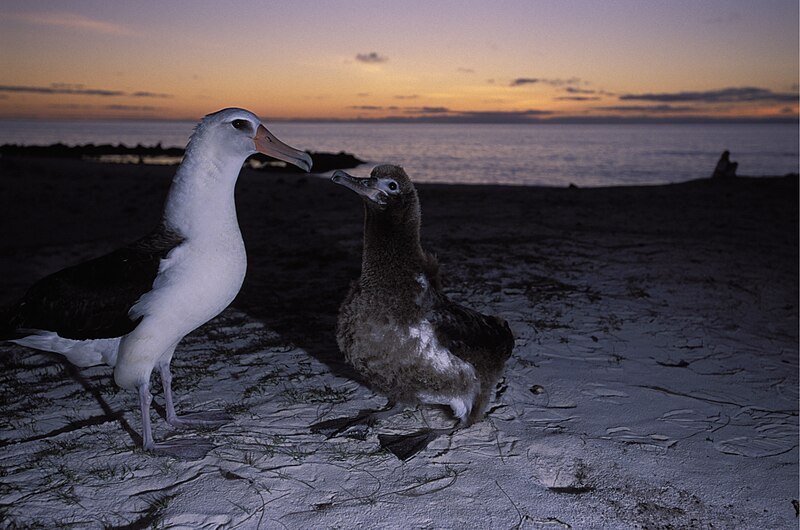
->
[[167, 410, 233, 429], [144, 437, 216, 460], [378, 429, 442, 461], [311, 402, 403, 438], [310, 413, 374, 438]]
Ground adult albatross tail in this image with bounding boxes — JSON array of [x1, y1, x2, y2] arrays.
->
[[2, 108, 312, 459]]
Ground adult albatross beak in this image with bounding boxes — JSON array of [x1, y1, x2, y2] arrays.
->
[[331, 169, 388, 207], [254, 124, 313, 172]]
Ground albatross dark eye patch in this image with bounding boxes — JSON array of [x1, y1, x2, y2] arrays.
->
[[231, 119, 249, 130]]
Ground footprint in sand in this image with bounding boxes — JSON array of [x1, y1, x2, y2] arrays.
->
[[527, 451, 595, 494], [712, 408, 798, 458], [581, 384, 629, 403], [602, 426, 677, 450], [658, 408, 729, 434]]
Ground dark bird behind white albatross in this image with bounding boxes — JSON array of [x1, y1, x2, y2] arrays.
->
[[312, 165, 514, 460], [1, 108, 312, 459]]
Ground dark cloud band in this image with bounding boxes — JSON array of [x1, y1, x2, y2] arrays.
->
[[511, 77, 582, 87], [620, 87, 797, 103], [355, 52, 388, 64], [0, 84, 172, 98]]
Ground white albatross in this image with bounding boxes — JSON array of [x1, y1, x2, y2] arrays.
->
[[1, 108, 312, 458]]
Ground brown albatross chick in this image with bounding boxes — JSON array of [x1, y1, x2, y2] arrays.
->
[[313, 165, 514, 460]]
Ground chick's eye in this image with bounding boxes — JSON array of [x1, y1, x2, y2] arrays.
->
[[388, 181, 398, 191], [231, 119, 249, 130]]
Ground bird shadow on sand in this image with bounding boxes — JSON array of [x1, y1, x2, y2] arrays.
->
[[232, 175, 366, 383], [0, 352, 142, 450]]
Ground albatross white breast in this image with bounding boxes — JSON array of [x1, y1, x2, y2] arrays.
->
[[2, 108, 312, 458]]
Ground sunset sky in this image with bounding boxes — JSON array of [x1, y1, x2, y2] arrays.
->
[[0, 0, 797, 122]]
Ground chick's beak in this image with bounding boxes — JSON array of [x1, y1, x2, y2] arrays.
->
[[331, 170, 387, 207]]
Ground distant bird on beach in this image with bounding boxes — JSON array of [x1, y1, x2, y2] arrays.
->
[[1, 108, 312, 458], [312, 165, 514, 460], [712, 150, 738, 179]]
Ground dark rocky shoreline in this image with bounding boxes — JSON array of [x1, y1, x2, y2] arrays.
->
[[0, 143, 365, 173]]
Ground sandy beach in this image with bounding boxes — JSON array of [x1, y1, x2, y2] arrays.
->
[[1, 156, 797, 528]]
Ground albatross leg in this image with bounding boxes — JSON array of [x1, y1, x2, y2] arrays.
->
[[310, 400, 406, 438], [379, 399, 479, 460], [310, 400, 460, 460], [139, 383, 156, 450], [310, 399, 465, 460], [378, 426, 459, 461], [159, 363, 232, 428], [138, 382, 215, 460]]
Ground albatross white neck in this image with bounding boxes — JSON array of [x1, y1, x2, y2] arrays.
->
[[162, 141, 247, 239]]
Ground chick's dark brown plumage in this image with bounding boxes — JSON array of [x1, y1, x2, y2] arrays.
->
[[332, 165, 513, 430]]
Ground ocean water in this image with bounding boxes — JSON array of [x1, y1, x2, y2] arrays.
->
[[0, 119, 796, 187]]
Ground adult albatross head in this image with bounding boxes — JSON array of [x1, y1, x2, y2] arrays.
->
[[187, 107, 312, 173]]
